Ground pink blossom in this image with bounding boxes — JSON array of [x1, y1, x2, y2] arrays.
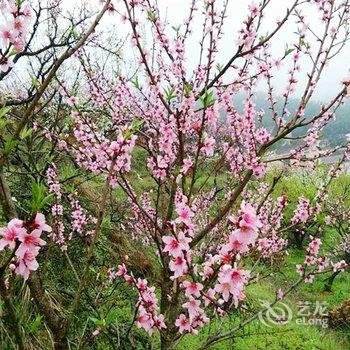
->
[[239, 202, 262, 233], [15, 247, 40, 281], [0, 55, 14, 72], [33, 213, 52, 233], [92, 327, 101, 336], [332, 260, 347, 272], [136, 311, 154, 333], [182, 281, 203, 298], [296, 264, 304, 276], [175, 314, 191, 334], [215, 281, 233, 302], [162, 232, 190, 257], [0, 24, 14, 48], [203, 288, 216, 307], [0, 214, 49, 280], [304, 274, 314, 283], [230, 228, 257, 246], [277, 288, 284, 300], [175, 203, 194, 226], [153, 314, 166, 330], [248, 3, 261, 16], [203, 136, 215, 156], [117, 263, 127, 277], [169, 254, 188, 278], [67, 96, 79, 107], [218, 264, 247, 285], [0, 219, 25, 250], [307, 236, 322, 256], [292, 197, 311, 224], [181, 158, 193, 174], [215, 264, 248, 303], [16, 228, 47, 258], [183, 297, 201, 320], [222, 231, 250, 253], [162, 236, 182, 257], [304, 255, 315, 266]]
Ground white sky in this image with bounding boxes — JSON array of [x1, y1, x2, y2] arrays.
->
[[62, 0, 350, 102]]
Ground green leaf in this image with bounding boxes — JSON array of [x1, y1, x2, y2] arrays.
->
[[106, 309, 118, 325], [184, 83, 193, 96], [215, 63, 223, 72], [131, 118, 144, 131], [0, 106, 11, 118], [29, 74, 40, 89], [164, 86, 176, 103], [30, 180, 52, 213], [20, 125, 32, 140], [172, 25, 181, 34], [259, 34, 268, 43], [131, 76, 140, 90], [89, 317, 99, 324], [89, 316, 106, 329], [9, 50, 18, 56], [29, 314, 43, 333], [284, 44, 295, 57], [199, 89, 216, 108], [147, 9, 157, 22], [1, 137, 18, 155], [0, 119, 10, 131]]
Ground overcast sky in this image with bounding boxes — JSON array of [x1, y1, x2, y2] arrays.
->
[[63, 0, 350, 102]]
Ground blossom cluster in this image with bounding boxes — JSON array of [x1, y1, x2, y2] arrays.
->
[[0, 214, 51, 280], [220, 202, 263, 256], [292, 197, 312, 224], [47, 165, 98, 247], [257, 195, 288, 258], [160, 200, 261, 333], [296, 235, 348, 283], [115, 261, 166, 334], [69, 112, 137, 185], [46, 165, 66, 249], [68, 195, 97, 238], [0, 0, 31, 72]]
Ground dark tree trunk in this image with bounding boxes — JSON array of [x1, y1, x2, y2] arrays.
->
[[160, 270, 179, 350], [294, 231, 305, 249], [27, 274, 69, 350], [324, 270, 341, 292]]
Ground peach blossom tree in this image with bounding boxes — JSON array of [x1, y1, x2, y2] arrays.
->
[[0, 0, 350, 349]]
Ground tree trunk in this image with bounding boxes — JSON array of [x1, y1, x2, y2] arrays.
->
[[27, 274, 69, 350], [160, 271, 179, 350], [293, 231, 305, 249], [324, 270, 341, 292]]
